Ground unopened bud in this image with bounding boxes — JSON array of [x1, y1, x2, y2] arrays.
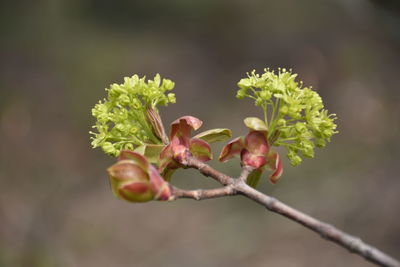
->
[[108, 151, 173, 202], [146, 107, 169, 145]]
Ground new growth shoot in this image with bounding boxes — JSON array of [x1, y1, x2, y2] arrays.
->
[[90, 74, 175, 156], [236, 68, 337, 166]]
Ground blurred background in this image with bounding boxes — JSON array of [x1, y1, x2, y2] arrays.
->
[[1, 0, 399, 266]]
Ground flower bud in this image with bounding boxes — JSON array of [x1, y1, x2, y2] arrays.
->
[[158, 116, 212, 180], [146, 107, 169, 145], [219, 129, 269, 169], [241, 131, 269, 169], [162, 79, 175, 90], [108, 151, 173, 202], [237, 78, 251, 89]]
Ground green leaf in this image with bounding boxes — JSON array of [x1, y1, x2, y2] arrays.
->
[[244, 117, 268, 131], [189, 139, 213, 161], [161, 168, 176, 182], [134, 144, 165, 165], [193, 128, 232, 143], [247, 169, 263, 188]]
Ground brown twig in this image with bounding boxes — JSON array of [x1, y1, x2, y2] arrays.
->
[[185, 156, 233, 185], [238, 165, 254, 182], [180, 156, 400, 267], [172, 186, 236, 200], [234, 180, 400, 267]]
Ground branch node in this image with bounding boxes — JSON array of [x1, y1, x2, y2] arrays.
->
[[193, 190, 201, 201], [177, 158, 400, 267]]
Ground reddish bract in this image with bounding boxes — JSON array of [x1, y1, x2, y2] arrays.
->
[[108, 150, 173, 202], [219, 130, 283, 183], [159, 116, 212, 177]]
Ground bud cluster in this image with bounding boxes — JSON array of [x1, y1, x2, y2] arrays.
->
[[236, 68, 338, 166], [90, 74, 176, 156]]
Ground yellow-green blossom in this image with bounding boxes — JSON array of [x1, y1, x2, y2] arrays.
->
[[237, 68, 338, 166], [90, 74, 176, 156]]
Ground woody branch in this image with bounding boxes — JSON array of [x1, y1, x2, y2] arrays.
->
[[171, 156, 400, 267]]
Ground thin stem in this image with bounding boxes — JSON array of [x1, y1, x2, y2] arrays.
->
[[185, 156, 233, 185], [244, 93, 257, 100], [235, 181, 400, 267], [172, 186, 236, 200], [128, 111, 158, 144], [249, 87, 258, 96], [238, 165, 254, 182], [263, 103, 268, 127], [274, 137, 299, 142], [268, 98, 279, 134], [180, 156, 400, 267]]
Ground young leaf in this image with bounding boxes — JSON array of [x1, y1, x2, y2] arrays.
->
[[247, 169, 263, 188], [193, 128, 232, 143], [244, 117, 268, 131], [134, 144, 165, 165]]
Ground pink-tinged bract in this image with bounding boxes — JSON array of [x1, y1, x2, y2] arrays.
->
[[219, 127, 285, 185], [220, 130, 269, 169], [189, 138, 212, 162], [118, 150, 149, 171], [159, 116, 212, 179], [219, 137, 245, 162], [245, 131, 269, 156], [241, 149, 267, 169], [267, 151, 283, 184], [108, 151, 172, 202], [170, 116, 203, 144]]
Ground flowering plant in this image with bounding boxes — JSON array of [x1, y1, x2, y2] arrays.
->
[[90, 74, 175, 156], [88, 69, 400, 266], [91, 69, 337, 193], [236, 68, 337, 166]]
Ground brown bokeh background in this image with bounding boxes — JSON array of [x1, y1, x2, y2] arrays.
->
[[1, 1, 399, 266]]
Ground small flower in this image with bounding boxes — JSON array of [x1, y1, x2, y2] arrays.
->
[[90, 74, 176, 156], [236, 68, 338, 166], [107, 150, 173, 202], [159, 116, 213, 179], [219, 117, 283, 184]]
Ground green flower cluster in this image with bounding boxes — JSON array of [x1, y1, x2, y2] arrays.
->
[[90, 74, 176, 156], [237, 68, 338, 166]]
